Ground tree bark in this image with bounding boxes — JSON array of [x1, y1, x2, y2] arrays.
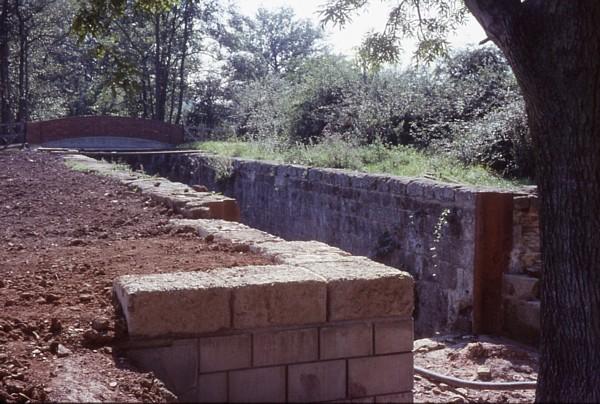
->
[[0, 0, 11, 125], [153, 12, 166, 121], [175, 0, 192, 125], [16, 0, 28, 122], [466, 1, 600, 402]]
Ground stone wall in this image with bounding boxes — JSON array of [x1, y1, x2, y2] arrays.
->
[[116, 219, 414, 403], [503, 193, 541, 343], [115, 152, 522, 338]]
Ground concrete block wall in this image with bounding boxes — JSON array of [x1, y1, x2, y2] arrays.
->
[[126, 319, 414, 403], [115, 219, 414, 403]]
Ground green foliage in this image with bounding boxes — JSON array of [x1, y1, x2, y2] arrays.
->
[[231, 74, 295, 145], [185, 139, 527, 188], [320, 0, 468, 63], [433, 98, 533, 178], [228, 46, 532, 179], [72, 0, 178, 39], [225, 7, 324, 81]]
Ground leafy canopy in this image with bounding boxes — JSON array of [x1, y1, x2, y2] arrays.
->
[[73, 0, 179, 38], [320, 0, 469, 63]]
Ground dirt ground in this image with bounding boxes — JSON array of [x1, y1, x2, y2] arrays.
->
[[0, 150, 273, 402], [413, 335, 538, 403], [0, 149, 538, 403]]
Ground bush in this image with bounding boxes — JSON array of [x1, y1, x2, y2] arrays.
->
[[435, 98, 533, 178], [227, 47, 533, 179]]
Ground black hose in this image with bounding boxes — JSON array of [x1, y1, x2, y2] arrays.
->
[[414, 365, 537, 390]]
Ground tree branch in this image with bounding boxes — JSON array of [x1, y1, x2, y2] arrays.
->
[[463, 0, 521, 46]]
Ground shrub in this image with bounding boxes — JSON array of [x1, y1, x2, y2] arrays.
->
[[437, 98, 533, 178]]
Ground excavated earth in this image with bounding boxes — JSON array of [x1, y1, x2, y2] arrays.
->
[[0, 149, 539, 403], [0, 150, 273, 402]]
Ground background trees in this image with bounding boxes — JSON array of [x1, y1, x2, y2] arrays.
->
[[0, 0, 532, 181], [229, 46, 531, 178], [225, 7, 324, 82]]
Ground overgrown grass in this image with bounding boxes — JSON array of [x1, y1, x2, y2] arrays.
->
[[64, 158, 157, 179], [64, 159, 94, 173], [182, 139, 531, 188]]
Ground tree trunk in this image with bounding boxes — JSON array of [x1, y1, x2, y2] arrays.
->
[[0, 0, 11, 125], [153, 12, 166, 121], [175, 0, 192, 125], [466, 1, 600, 401], [16, 0, 28, 122]]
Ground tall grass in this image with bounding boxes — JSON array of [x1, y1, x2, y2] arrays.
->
[[182, 139, 530, 188]]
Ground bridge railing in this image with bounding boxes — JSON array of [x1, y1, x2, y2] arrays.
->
[[0, 122, 25, 147]]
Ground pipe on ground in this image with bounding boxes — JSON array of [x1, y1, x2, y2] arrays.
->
[[414, 366, 537, 390]]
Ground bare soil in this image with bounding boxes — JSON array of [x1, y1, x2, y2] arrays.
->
[[414, 335, 538, 403], [0, 150, 273, 403]]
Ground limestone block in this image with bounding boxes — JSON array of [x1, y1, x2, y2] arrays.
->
[[387, 178, 409, 195], [126, 339, 198, 401], [513, 195, 532, 210], [288, 360, 347, 402], [181, 205, 211, 219], [114, 272, 231, 338], [351, 173, 380, 191], [406, 181, 425, 197], [454, 188, 478, 205], [503, 298, 540, 343], [433, 185, 458, 202], [249, 240, 351, 265], [197, 373, 227, 403], [199, 334, 251, 372], [374, 319, 414, 355], [253, 328, 318, 367], [302, 258, 413, 321], [170, 219, 282, 245], [212, 265, 327, 329], [229, 366, 286, 403], [348, 354, 413, 398], [375, 392, 413, 403], [320, 322, 373, 360], [502, 274, 539, 301]]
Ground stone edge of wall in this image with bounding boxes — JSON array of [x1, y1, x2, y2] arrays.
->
[[63, 154, 240, 221]]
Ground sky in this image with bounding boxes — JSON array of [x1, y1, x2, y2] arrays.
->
[[236, 0, 487, 63]]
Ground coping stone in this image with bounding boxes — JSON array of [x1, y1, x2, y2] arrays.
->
[[114, 271, 231, 338], [114, 265, 327, 337], [301, 257, 414, 321], [210, 265, 327, 329]]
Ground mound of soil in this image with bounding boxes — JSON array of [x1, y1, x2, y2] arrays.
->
[[0, 150, 273, 402]]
